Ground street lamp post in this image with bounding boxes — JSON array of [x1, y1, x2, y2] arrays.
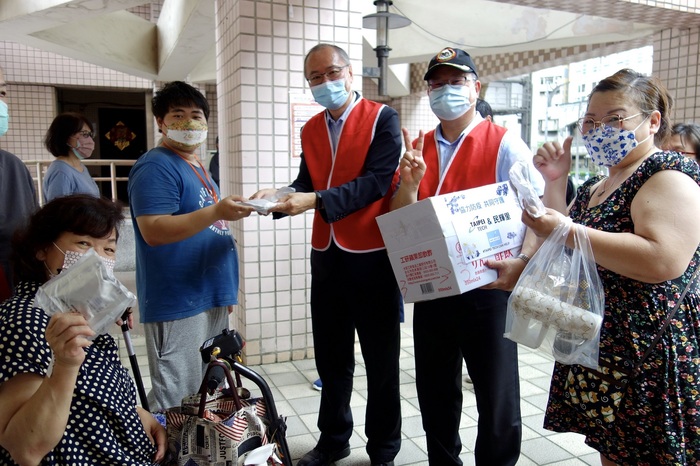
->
[[363, 1, 411, 96]]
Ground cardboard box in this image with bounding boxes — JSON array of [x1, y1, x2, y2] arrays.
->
[[377, 181, 525, 302]]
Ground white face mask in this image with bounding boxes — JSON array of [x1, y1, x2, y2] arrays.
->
[[582, 116, 651, 167], [429, 84, 472, 121], [53, 242, 115, 274]]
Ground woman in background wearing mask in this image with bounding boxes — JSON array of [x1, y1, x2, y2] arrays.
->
[[127, 81, 254, 412], [0, 194, 167, 465], [43, 112, 100, 203], [525, 69, 700, 464]]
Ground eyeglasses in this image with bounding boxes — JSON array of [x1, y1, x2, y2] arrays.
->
[[76, 130, 94, 139], [576, 112, 646, 133], [306, 65, 349, 86], [427, 75, 475, 90]]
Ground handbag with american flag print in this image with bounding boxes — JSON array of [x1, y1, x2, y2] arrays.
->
[[164, 359, 281, 465]]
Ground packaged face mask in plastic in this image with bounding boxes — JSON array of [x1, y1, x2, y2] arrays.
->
[[34, 248, 136, 337], [508, 161, 546, 218], [239, 187, 296, 215]]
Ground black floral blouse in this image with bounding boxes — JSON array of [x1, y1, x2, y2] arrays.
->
[[543, 152, 700, 465]]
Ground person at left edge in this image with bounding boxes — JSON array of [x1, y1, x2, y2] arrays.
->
[[0, 65, 37, 301], [128, 81, 255, 411], [43, 112, 100, 203], [251, 43, 402, 466]]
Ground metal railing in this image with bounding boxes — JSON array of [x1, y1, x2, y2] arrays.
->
[[24, 159, 136, 205]]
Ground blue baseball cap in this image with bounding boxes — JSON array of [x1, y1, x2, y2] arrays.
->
[[424, 47, 478, 81]]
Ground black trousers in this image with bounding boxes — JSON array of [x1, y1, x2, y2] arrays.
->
[[310, 242, 402, 463], [414, 288, 521, 466]]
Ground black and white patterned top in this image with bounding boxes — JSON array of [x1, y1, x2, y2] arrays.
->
[[0, 281, 157, 465]]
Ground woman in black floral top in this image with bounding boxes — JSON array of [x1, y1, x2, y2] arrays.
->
[[523, 69, 700, 465], [0, 194, 166, 465]]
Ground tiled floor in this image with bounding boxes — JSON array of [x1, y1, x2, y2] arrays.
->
[[113, 305, 601, 466]]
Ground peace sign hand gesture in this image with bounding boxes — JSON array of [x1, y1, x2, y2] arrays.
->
[[399, 128, 426, 189]]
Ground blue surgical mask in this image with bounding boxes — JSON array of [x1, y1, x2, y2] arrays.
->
[[429, 84, 472, 121], [310, 79, 349, 110], [0, 101, 8, 137]]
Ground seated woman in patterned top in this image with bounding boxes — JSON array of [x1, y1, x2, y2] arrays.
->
[[0, 194, 166, 465]]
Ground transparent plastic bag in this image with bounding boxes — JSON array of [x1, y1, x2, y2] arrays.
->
[[505, 218, 605, 369], [34, 248, 136, 337]]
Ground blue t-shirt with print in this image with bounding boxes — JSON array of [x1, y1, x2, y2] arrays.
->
[[128, 146, 239, 323]]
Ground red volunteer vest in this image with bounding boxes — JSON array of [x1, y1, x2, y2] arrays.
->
[[418, 120, 507, 199], [303, 98, 394, 252]]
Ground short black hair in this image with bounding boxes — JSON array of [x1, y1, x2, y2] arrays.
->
[[672, 122, 700, 156], [11, 194, 125, 283], [476, 98, 493, 120], [152, 81, 210, 121], [44, 112, 93, 157]]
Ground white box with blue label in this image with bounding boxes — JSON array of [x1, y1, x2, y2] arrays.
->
[[376, 181, 525, 303]]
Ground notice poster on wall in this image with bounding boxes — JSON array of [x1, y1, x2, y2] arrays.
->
[[289, 93, 324, 158]]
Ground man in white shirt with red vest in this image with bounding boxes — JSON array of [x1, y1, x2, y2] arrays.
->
[[252, 43, 402, 466], [392, 47, 544, 466]]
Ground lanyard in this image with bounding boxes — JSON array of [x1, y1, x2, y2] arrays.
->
[[164, 142, 219, 203]]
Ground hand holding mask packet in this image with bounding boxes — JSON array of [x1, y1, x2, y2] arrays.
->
[[508, 161, 546, 218], [34, 248, 136, 337], [239, 187, 296, 215]]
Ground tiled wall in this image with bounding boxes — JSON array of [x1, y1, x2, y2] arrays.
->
[[363, 76, 438, 140], [0, 41, 152, 165], [204, 82, 219, 166], [0, 84, 55, 167], [497, 0, 700, 25], [0, 41, 151, 89], [653, 27, 700, 123], [215, 0, 364, 365]]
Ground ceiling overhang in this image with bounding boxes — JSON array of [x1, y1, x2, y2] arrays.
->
[[0, 0, 696, 96]]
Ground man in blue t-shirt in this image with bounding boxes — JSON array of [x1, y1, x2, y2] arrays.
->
[[128, 81, 254, 411]]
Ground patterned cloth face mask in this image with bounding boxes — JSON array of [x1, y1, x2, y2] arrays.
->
[[165, 119, 208, 151], [53, 242, 116, 274], [582, 116, 651, 167]]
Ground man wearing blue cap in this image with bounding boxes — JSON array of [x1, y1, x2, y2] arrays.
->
[[392, 47, 544, 465]]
